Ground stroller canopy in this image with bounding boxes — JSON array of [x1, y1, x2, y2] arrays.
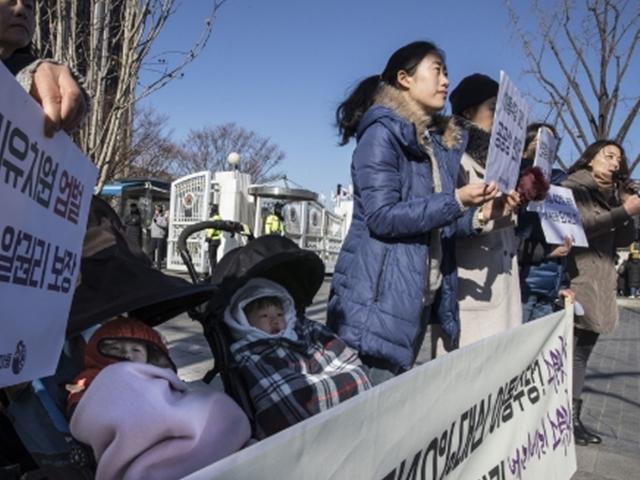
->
[[67, 197, 217, 336], [208, 235, 325, 315]]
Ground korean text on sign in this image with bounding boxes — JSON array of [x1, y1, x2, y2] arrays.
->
[[0, 62, 97, 388], [484, 71, 530, 193]]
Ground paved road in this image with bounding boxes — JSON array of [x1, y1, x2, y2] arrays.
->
[[571, 300, 640, 480], [158, 281, 640, 479]]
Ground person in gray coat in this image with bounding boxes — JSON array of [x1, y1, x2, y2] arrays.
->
[[563, 140, 640, 446]]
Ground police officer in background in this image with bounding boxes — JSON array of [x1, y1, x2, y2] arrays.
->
[[264, 202, 286, 236], [206, 204, 222, 273]]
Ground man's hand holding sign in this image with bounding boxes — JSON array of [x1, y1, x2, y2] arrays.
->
[[0, 62, 97, 388]]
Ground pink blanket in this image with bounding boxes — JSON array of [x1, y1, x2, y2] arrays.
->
[[70, 362, 250, 480]]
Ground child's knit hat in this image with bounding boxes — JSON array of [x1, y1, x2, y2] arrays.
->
[[67, 317, 175, 415]]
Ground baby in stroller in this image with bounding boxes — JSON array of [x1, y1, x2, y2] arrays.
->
[[223, 278, 371, 439], [66, 317, 250, 480]]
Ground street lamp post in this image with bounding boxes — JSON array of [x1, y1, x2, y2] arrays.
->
[[227, 152, 241, 171]]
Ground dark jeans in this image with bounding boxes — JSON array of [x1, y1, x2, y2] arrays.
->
[[522, 293, 555, 323], [149, 237, 166, 269], [573, 327, 599, 399]]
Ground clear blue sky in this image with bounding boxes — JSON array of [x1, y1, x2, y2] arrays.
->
[[140, 0, 637, 202]]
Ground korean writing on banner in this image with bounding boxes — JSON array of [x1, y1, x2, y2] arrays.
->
[[0, 62, 98, 388], [185, 309, 577, 480], [533, 127, 560, 182], [528, 185, 588, 248], [485, 71, 530, 193]]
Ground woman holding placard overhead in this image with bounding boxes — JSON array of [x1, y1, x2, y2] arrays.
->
[[426, 73, 526, 355], [562, 140, 640, 446], [327, 42, 514, 385]]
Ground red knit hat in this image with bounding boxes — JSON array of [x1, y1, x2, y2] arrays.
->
[[84, 317, 174, 371], [67, 317, 175, 416]]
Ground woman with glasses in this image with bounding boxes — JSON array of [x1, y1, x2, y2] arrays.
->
[[563, 140, 640, 445]]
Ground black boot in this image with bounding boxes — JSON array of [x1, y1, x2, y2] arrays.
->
[[573, 398, 602, 445]]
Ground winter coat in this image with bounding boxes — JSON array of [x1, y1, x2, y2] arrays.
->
[[455, 154, 522, 343], [2, 49, 36, 75], [124, 210, 143, 248], [328, 85, 475, 371], [516, 167, 569, 300], [626, 257, 640, 288], [562, 169, 635, 333], [224, 279, 371, 439], [150, 211, 168, 239], [454, 120, 521, 347]]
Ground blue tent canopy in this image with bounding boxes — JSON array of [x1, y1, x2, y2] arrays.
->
[[99, 179, 170, 197]]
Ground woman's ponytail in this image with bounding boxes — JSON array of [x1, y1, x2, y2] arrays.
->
[[336, 75, 380, 145], [335, 40, 445, 146]]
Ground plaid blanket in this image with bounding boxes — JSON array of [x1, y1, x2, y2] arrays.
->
[[230, 318, 371, 439]]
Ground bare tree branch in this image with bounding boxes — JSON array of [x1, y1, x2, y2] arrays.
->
[[33, 0, 226, 189], [561, 1, 599, 101], [177, 123, 285, 184], [506, 0, 639, 166], [114, 105, 179, 180], [541, 2, 599, 138], [615, 98, 640, 143]]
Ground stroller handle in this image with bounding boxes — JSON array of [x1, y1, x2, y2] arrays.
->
[[176, 220, 248, 284]]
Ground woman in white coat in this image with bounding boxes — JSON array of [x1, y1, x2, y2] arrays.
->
[[432, 73, 522, 354]]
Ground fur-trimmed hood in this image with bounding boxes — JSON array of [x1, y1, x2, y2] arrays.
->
[[356, 84, 464, 152]]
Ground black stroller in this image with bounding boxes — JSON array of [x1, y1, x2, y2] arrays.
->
[[176, 223, 325, 424], [0, 209, 325, 478], [0, 197, 226, 479]]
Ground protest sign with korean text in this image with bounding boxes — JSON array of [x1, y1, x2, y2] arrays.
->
[[533, 127, 560, 182], [186, 309, 577, 480], [485, 71, 530, 193], [0, 63, 98, 388], [528, 186, 588, 248]]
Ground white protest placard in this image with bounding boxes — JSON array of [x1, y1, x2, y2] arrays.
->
[[528, 185, 588, 248], [0, 63, 98, 388], [186, 309, 577, 480], [533, 127, 560, 182], [485, 71, 530, 192]]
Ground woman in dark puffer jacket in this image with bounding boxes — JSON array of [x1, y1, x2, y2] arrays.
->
[[327, 41, 514, 384]]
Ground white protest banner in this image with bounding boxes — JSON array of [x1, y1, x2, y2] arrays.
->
[[485, 71, 530, 193], [528, 186, 588, 248], [0, 63, 98, 387], [533, 127, 559, 182], [186, 309, 577, 480]]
